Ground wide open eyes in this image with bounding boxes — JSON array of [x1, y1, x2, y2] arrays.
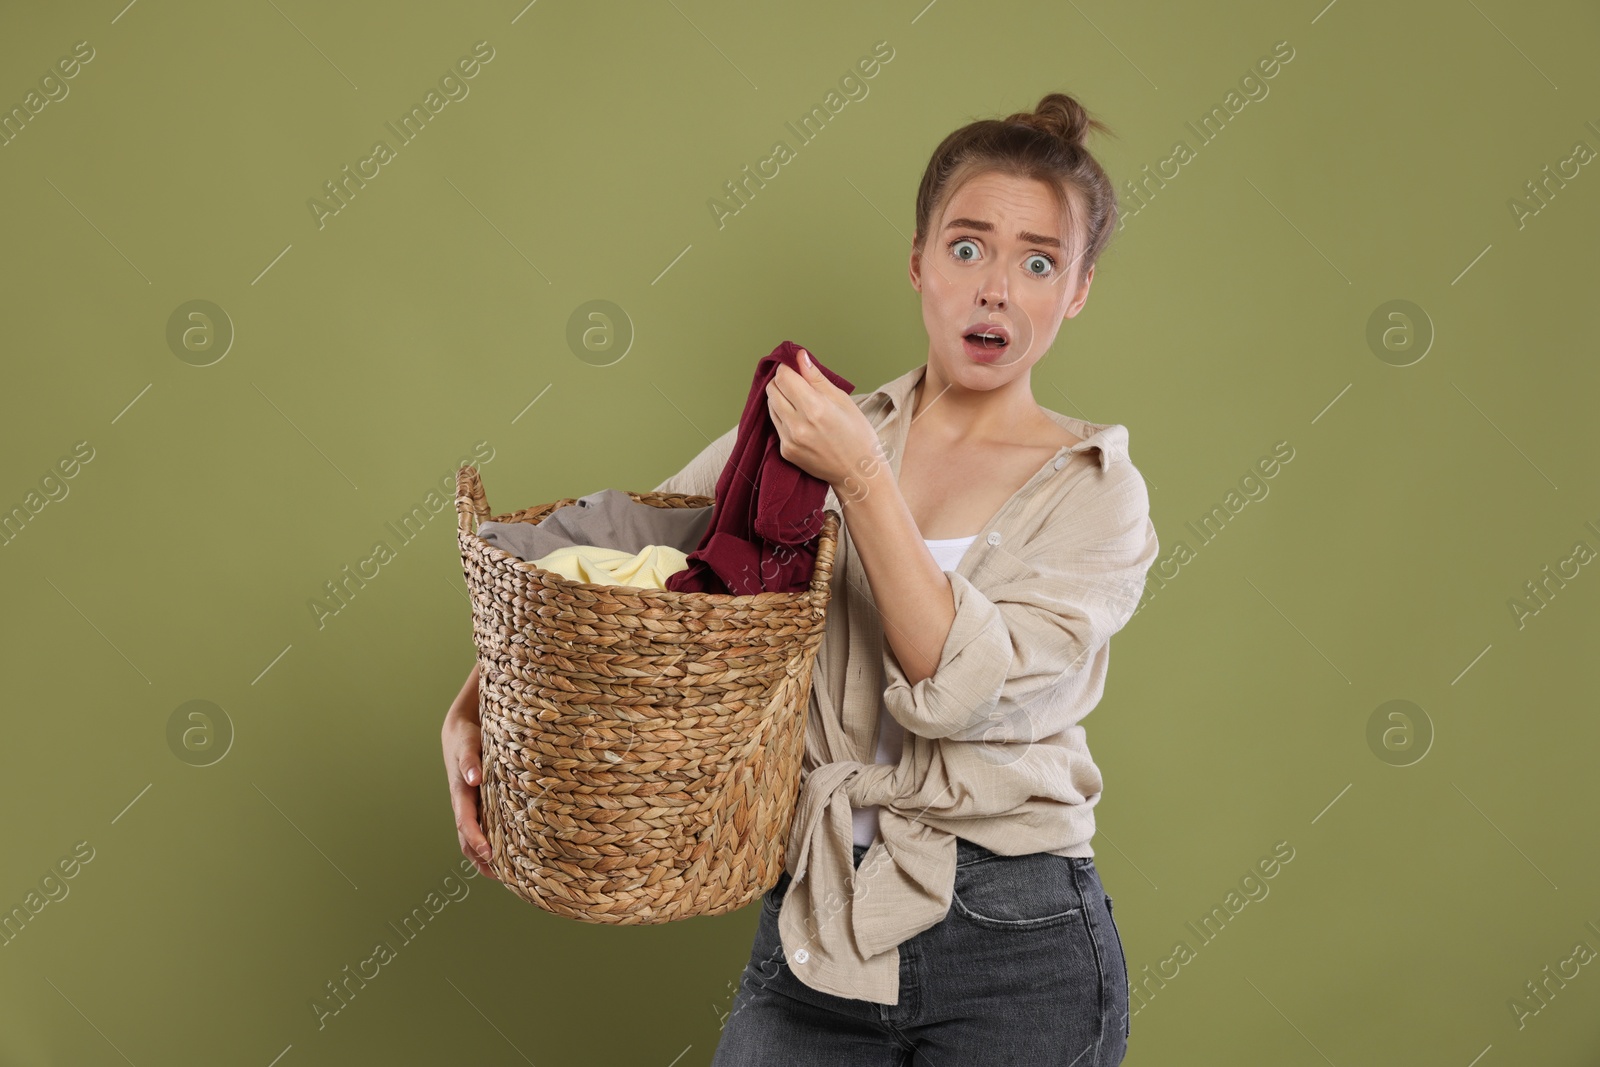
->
[[946, 237, 1057, 277]]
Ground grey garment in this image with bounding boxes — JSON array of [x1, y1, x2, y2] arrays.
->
[[474, 487, 713, 563]]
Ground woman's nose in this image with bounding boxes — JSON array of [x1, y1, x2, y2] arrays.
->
[[977, 268, 1008, 307]]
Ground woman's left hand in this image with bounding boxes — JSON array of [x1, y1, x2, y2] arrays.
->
[[765, 349, 882, 488]]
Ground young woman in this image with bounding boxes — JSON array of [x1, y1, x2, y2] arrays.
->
[[442, 91, 1157, 1066]]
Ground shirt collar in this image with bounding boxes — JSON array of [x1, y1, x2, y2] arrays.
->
[[861, 362, 1128, 471]]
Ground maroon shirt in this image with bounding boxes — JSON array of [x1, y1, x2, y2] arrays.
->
[[665, 341, 854, 595]]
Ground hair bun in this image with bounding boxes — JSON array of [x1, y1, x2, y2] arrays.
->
[[915, 90, 1120, 278], [1004, 92, 1108, 149]]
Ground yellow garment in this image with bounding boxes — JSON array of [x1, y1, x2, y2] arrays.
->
[[526, 543, 689, 589]]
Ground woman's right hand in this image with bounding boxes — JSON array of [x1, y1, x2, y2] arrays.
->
[[443, 662, 498, 880]]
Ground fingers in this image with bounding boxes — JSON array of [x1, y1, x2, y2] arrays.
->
[[451, 779, 490, 855], [451, 777, 499, 881], [460, 829, 497, 880], [766, 380, 796, 421], [450, 763, 492, 857], [444, 717, 497, 879]]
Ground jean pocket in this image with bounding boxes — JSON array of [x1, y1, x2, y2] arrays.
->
[[1105, 894, 1131, 1039], [951, 853, 1083, 930], [761, 870, 792, 916]]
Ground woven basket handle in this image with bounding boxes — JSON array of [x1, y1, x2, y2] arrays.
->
[[456, 465, 490, 535], [807, 509, 841, 599]]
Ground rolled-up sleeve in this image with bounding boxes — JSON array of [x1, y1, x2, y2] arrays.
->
[[881, 465, 1159, 741], [652, 423, 738, 497]]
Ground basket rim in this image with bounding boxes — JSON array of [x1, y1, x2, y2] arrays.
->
[[458, 517, 838, 604]]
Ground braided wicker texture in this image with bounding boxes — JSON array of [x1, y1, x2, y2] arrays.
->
[[455, 465, 838, 924]]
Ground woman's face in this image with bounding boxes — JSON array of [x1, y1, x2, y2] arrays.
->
[[909, 170, 1094, 384]]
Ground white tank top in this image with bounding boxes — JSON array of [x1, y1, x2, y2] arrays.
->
[[852, 534, 978, 848]]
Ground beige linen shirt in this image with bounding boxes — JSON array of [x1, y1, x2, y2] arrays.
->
[[653, 361, 1159, 1005]]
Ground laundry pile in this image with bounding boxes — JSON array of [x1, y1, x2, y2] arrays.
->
[[475, 486, 711, 586], [478, 341, 854, 593]]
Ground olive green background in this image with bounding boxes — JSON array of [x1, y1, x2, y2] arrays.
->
[[2, 0, 1597, 1063]]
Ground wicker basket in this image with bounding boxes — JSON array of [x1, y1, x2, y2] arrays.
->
[[454, 465, 839, 924]]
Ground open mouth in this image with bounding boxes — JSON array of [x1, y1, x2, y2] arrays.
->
[[962, 325, 1011, 355]]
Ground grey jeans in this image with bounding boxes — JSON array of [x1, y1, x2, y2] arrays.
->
[[710, 837, 1131, 1066]]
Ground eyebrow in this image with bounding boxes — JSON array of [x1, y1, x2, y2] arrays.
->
[[942, 217, 1062, 249]]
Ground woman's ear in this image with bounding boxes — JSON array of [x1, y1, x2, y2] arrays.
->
[[1064, 263, 1095, 319]]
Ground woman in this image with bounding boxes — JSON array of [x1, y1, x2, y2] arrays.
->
[[442, 91, 1157, 1065]]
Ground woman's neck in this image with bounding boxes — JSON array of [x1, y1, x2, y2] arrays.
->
[[912, 361, 1042, 445]]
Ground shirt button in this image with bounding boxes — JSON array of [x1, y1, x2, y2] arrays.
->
[[1054, 455, 1067, 469], [986, 531, 1001, 546], [793, 948, 809, 964]]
